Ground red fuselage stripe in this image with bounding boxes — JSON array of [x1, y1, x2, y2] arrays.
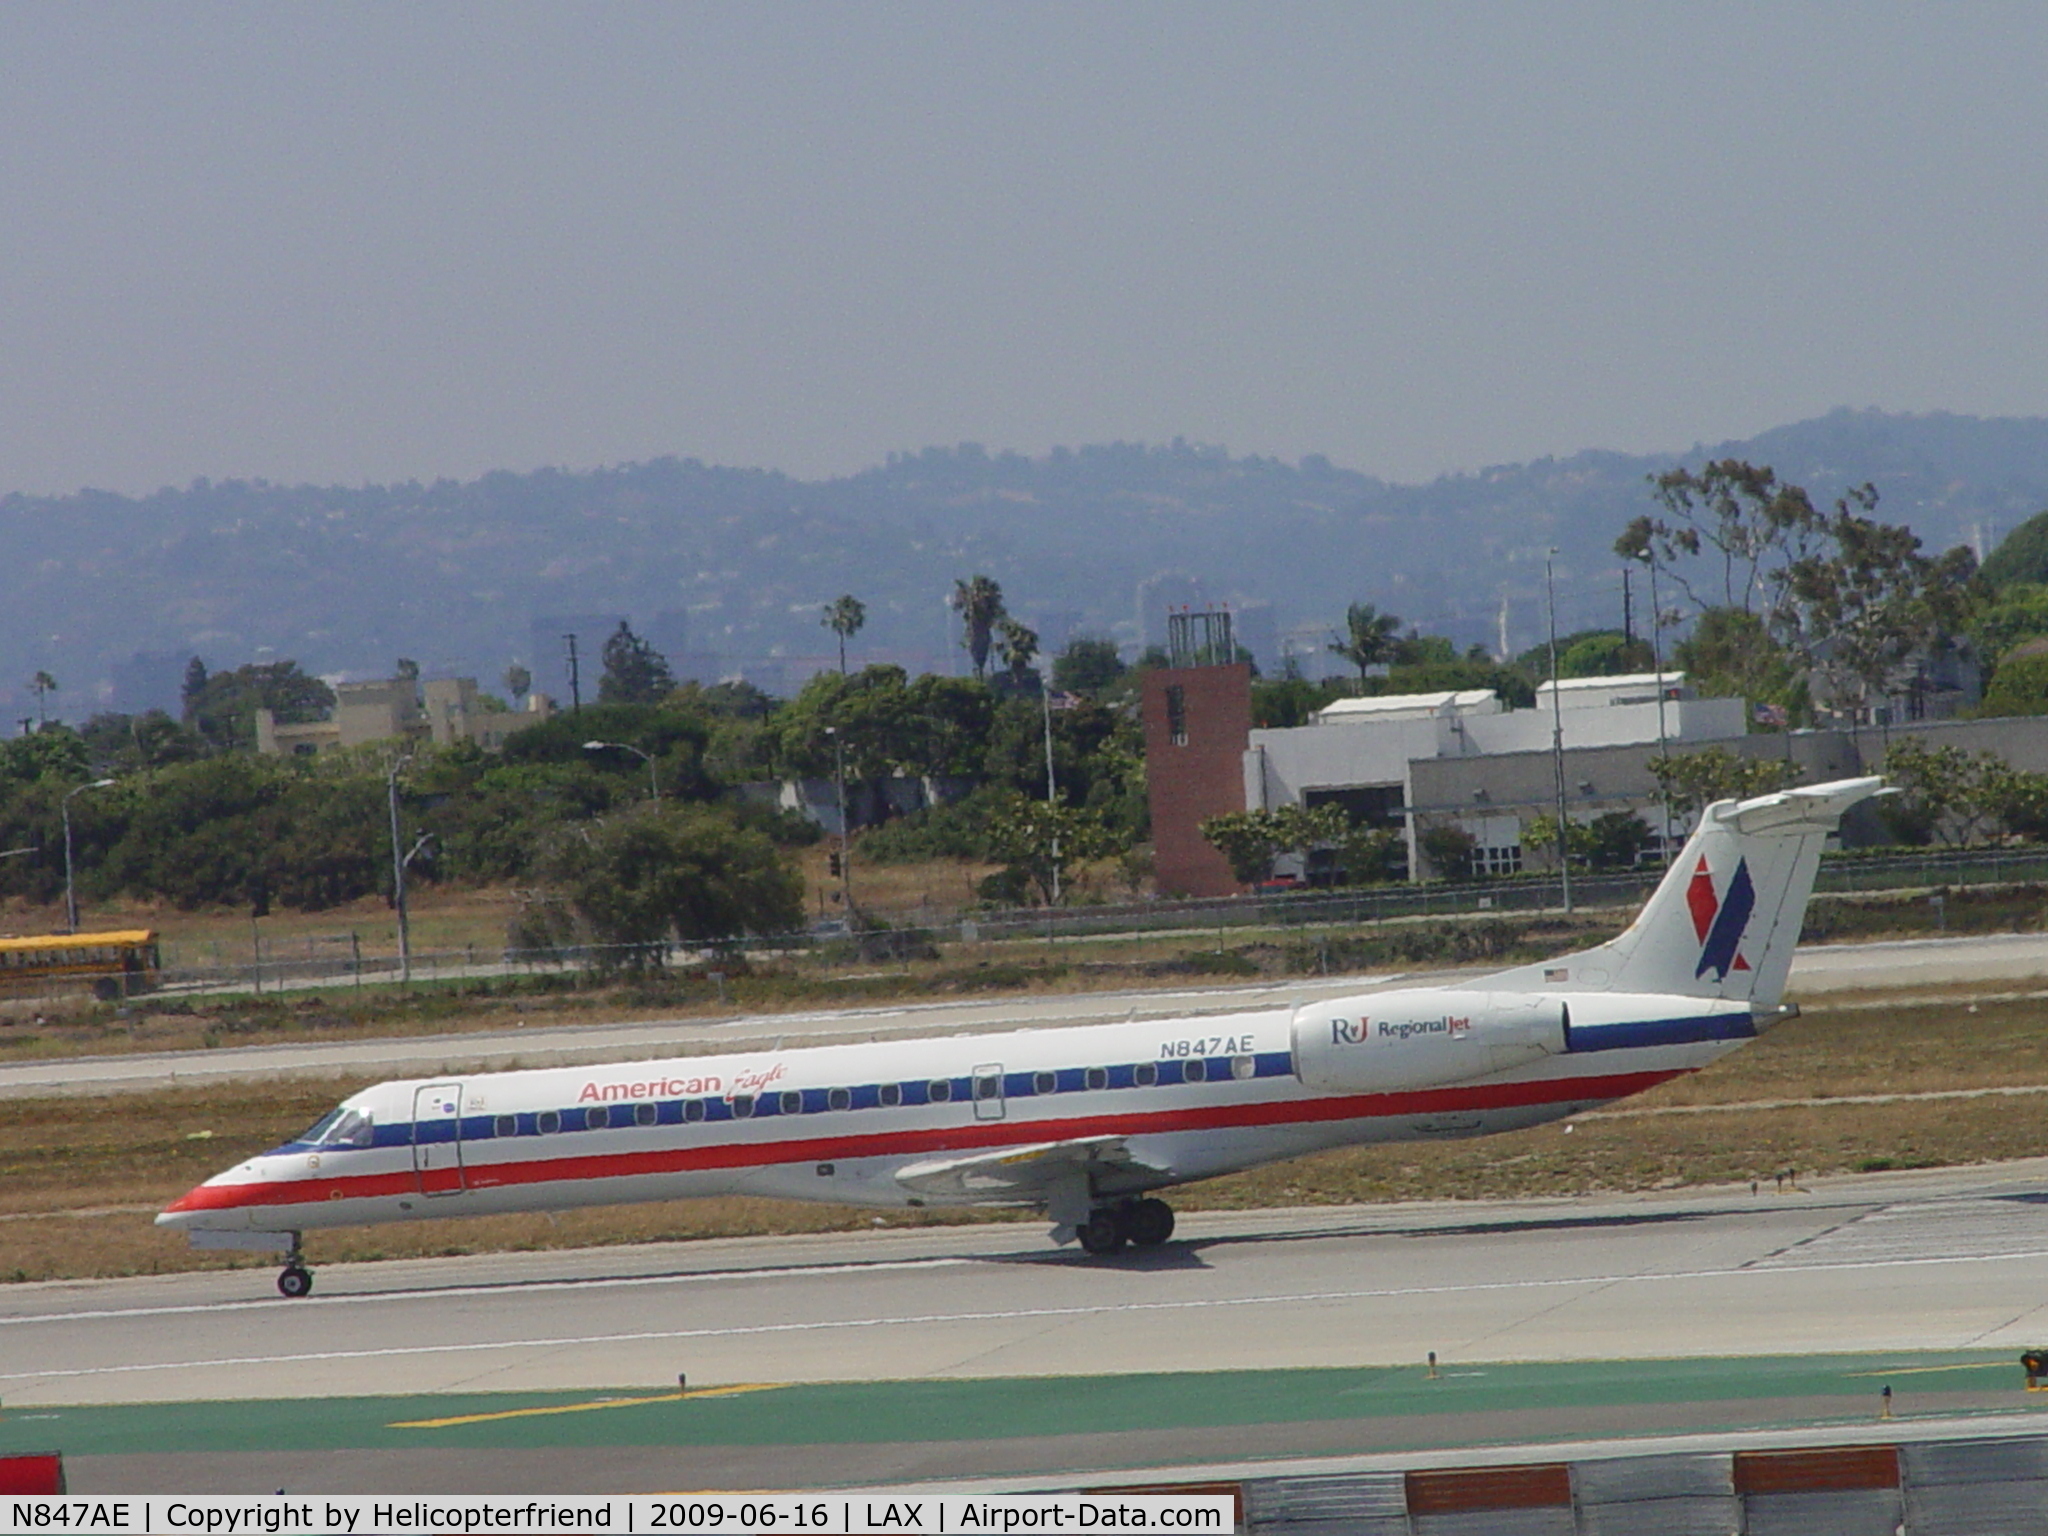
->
[[165, 1068, 1679, 1213]]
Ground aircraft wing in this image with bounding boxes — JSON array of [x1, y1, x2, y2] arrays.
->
[[892, 1135, 1170, 1203]]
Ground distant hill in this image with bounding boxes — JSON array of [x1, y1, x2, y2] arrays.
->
[[7, 408, 2046, 721]]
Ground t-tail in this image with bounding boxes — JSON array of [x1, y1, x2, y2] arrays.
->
[[1481, 776, 1886, 1008]]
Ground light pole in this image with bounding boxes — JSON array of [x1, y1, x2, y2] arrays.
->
[[824, 725, 852, 915], [582, 739, 659, 800], [62, 778, 115, 934], [386, 755, 432, 984], [1545, 551, 1573, 914]]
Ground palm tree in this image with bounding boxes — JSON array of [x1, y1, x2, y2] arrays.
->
[[28, 671, 55, 725], [995, 615, 1040, 683], [950, 575, 1005, 682], [821, 594, 866, 676], [1328, 604, 1401, 691]]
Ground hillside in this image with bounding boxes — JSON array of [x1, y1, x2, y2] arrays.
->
[[8, 408, 2045, 720]]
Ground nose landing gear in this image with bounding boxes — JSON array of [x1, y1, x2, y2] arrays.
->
[[276, 1236, 313, 1298], [1077, 1197, 1177, 1256]]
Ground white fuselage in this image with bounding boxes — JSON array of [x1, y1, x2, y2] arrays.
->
[[157, 987, 1756, 1241]]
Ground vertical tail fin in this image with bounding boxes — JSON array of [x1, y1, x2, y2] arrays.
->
[[1480, 776, 1885, 1006]]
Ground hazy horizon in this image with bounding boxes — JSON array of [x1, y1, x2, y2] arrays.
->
[[6, 5, 2047, 499]]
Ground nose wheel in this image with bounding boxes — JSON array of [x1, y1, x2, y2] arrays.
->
[[276, 1236, 313, 1298], [1077, 1198, 1176, 1256]]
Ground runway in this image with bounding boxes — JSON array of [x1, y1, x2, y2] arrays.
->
[[9, 1160, 2048, 1487], [11, 1159, 2048, 1396], [7, 931, 2044, 1100]]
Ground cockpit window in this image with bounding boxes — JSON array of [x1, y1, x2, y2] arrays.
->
[[295, 1106, 373, 1148], [323, 1109, 374, 1148]]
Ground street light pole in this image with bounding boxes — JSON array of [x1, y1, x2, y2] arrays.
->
[[1545, 550, 1574, 915], [582, 740, 659, 801], [387, 754, 413, 983], [825, 725, 852, 915], [61, 778, 116, 934]]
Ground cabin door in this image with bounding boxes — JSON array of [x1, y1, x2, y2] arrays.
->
[[412, 1083, 467, 1195], [971, 1063, 1005, 1121]]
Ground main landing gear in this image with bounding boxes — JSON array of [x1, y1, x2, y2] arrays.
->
[[277, 1235, 313, 1298], [1077, 1197, 1176, 1256]]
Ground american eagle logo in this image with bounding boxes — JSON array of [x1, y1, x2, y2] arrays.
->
[[1687, 856, 1755, 981]]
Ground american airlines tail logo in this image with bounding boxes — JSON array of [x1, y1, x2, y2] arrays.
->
[[1686, 855, 1755, 981]]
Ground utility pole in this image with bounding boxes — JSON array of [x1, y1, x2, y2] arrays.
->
[[1647, 552, 1674, 863], [1546, 551, 1573, 914], [563, 633, 581, 713]]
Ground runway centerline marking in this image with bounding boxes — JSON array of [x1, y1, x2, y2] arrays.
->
[[8, 1243, 2048, 1386]]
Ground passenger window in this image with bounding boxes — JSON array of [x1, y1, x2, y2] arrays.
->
[[879, 1083, 902, 1107], [828, 1087, 852, 1111], [495, 1115, 517, 1138], [1183, 1058, 1205, 1083], [1232, 1054, 1256, 1080], [929, 1079, 953, 1103], [684, 1099, 706, 1122], [973, 1073, 1001, 1101], [586, 1105, 610, 1129], [1085, 1067, 1108, 1091], [731, 1095, 754, 1119], [1033, 1071, 1057, 1095], [1134, 1063, 1158, 1087], [635, 1102, 657, 1126], [780, 1090, 804, 1115], [538, 1110, 561, 1134]]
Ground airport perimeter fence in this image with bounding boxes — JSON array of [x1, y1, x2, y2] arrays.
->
[[52, 842, 2048, 1003]]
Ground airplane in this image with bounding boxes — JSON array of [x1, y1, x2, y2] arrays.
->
[[159, 776, 1883, 1297]]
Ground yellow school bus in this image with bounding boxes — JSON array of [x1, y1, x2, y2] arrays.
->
[[0, 929, 162, 999]]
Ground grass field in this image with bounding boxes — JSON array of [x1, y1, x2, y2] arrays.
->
[[5, 991, 2048, 1285]]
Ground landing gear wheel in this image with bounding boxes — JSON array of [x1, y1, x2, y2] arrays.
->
[[1125, 1197, 1176, 1247], [1077, 1209, 1128, 1256], [277, 1265, 314, 1299]]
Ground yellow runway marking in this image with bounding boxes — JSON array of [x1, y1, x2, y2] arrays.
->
[[391, 1384, 782, 1428], [1844, 1362, 2013, 1379]]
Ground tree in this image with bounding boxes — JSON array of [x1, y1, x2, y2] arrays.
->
[[1051, 636, 1125, 697], [183, 661, 336, 750], [982, 791, 1118, 904], [1619, 460, 1824, 616], [1775, 491, 1980, 724], [821, 594, 866, 676], [597, 621, 676, 705], [504, 664, 533, 703], [1981, 650, 2048, 716], [532, 805, 804, 969], [1647, 747, 1802, 820], [1980, 509, 2048, 591], [1328, 604, 1402, 691], [1416, 821, 1476, 881], [1879, 737, 2013, 848], [950, 575, 1005, 682], [1669, 608, 1805, 722], [1198, 804, 1348, 886], [994, 615, 1040, 687]]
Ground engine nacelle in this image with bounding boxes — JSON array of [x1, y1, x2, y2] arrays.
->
[[1292, 988, 1566, 1093]]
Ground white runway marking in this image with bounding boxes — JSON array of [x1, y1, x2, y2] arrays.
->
[[10, 1243, 2048, 1386], [0, 1255, 973, 1329]]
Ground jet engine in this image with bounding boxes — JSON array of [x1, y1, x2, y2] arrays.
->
[[1292, 989, 1566, 1093]]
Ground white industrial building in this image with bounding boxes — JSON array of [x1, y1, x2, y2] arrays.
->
[[1244, 673, 1749, 878]]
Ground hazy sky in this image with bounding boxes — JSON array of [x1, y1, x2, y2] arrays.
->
[[5, 3, 2046, 497]]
